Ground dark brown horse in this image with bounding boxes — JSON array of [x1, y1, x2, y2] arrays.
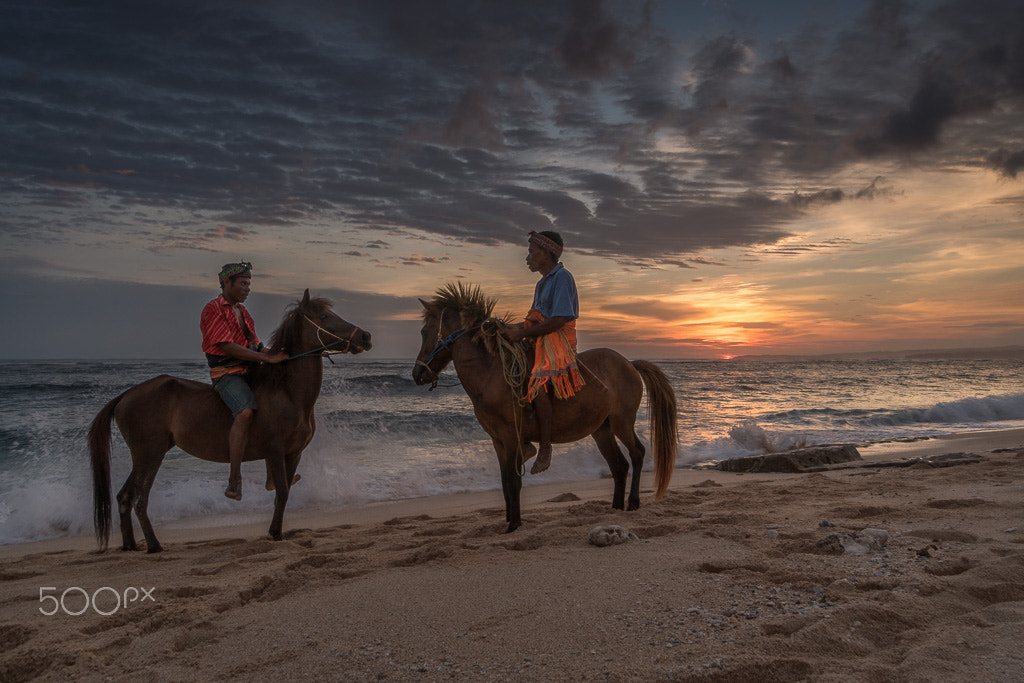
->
[[412, 283, 678, 532], [89, 290, 371, 552]]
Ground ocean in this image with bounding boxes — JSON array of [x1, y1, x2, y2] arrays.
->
[[1, 357, 1023, 546]]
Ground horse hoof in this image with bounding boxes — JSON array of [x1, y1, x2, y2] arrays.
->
[[146, 545, 164, 554], [505, 522, 521, 534]]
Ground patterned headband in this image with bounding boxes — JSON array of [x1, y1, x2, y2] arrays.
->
[[218, 261, 252, 283], [528, 231, 562, 259]]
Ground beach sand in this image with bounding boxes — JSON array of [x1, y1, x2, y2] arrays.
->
[[2, 429, 1023, 681]]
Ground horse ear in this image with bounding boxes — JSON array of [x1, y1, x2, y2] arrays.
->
[[302, 289, 311, 306], [418, 298, 430, 310]]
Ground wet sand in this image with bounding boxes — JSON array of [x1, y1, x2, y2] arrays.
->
[[2, 429, 1023, 681]]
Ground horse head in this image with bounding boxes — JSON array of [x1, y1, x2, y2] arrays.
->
[[412, 298, 461, 387], [413, 282, 495, 387], [274, 289, 372, 357]]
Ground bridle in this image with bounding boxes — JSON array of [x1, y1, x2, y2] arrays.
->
[[284, 314, 363, 361], [415, 309, 469, 389]]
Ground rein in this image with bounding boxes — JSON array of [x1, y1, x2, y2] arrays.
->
[[415, 309, 472, 389], [284, 315, 362, 362]]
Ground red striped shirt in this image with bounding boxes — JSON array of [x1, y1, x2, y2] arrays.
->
[[200, 295, 260, 356]]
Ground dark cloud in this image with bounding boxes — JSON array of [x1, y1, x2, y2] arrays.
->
[[863, 0, 912, 50], [853, 176, 899, 199], [757, 237, 863, 257], [856, 78, 961, 154], [788, 188, 845, 207], [690, 33, 754, 113], [987, 149, 1024, 178], [399, 254, 452, 267], [557, 0, 641, 78], [496, 185, 594, 225], [765, 52, 798, 81], [851, 0, 1024, 157], [203, 225, 252, 240], [1, 0, 1020, 272], [441, 85, 505, 150]]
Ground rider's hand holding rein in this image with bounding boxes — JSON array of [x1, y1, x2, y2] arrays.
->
[[216, 342, 289, 364], [264, 349, 289, 364], [500, 316, 570, 343]]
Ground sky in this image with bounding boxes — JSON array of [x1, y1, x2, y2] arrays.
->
[[2, 0, 1023, 360]]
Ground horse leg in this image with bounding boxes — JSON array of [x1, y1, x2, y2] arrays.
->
[[115, 473, 140, 551], [285, 452, 302, 489], [265, 454, 303, 491], [132, 464, 165, 553], [624, 432, 647, 511], [266, 456, 290, 541], [591, 421, 629, 510], [493, 438, 522, 533]]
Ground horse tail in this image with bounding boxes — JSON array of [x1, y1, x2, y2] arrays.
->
[[88, 393, 123, 551], [632, 360, 678, 500]]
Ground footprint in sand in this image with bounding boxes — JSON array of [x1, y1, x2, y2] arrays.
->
[[388, 543, 454, 567]]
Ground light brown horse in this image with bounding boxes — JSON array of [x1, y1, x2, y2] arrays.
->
[[89, 290, 371, 552], [412, 283, 678, 533]]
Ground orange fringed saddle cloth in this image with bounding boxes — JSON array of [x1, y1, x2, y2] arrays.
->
[[523, 309, 585, 401]]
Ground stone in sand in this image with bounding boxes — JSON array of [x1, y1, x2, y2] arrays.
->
[[816, 528, 890, 555], [588, 525, 639, 547], [717, 444, 862, 473]]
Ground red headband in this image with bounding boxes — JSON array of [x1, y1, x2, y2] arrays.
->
[[528, 231, 562, 259]]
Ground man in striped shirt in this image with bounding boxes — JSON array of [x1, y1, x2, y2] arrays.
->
[[200, 262, 288, 501]]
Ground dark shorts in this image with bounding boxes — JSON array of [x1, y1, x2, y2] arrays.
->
[[213, 374, 256, 416]]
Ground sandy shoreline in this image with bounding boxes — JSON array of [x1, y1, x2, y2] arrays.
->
[[6, 428, 1018, 559], [2, 428, 1023, 680]]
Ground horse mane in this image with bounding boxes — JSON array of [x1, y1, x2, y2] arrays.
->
[[252, 295, 333, 388], [269, 296, 332, 352], [423, 282, 498, 330], [424, 282, 520, 357]]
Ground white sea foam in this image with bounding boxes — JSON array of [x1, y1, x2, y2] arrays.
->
[[2, 358, 1022, 545], [866, 393, 1024, 426]]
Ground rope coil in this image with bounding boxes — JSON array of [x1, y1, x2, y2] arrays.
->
[[477, 318, 534, 475], [477, 318, 532, 407]]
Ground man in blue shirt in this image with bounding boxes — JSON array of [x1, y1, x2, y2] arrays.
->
[[502, 231, 584, 473]]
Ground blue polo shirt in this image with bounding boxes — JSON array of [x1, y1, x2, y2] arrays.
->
[[532, 262, 579, 320]]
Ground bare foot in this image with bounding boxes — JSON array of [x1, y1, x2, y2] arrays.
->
[[265, 474, 302, 491], [224, 478, 242, 501], [530, 444, 552, 474]]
